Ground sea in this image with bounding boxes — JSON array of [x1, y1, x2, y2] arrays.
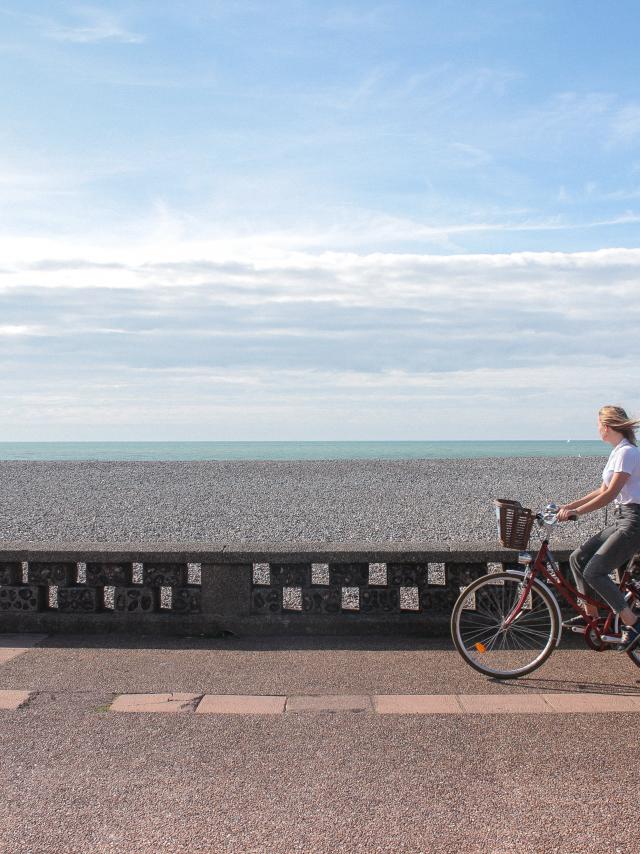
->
[[0, 440, 608, 461]]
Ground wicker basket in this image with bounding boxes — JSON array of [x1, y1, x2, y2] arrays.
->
[[495, 499, 535, 550]]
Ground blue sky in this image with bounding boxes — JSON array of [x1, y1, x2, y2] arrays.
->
[[1, 1, 640, 440]]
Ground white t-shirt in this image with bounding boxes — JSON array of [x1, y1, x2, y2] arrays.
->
[[602, 438, 640, 504]]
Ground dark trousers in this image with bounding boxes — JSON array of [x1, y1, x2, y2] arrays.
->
[[569, 504, 640, 614]]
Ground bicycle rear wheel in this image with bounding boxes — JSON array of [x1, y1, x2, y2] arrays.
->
[[451, 572, 560, 679], [625, 588, 640, 669]]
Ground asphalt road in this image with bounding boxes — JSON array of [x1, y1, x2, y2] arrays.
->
[[1, 634, 639, 854]]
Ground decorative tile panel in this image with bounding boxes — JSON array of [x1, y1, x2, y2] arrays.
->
[[250, 560, 435, 615], [0, 585, 46, 612], [269, 564, 309, 586], [172, 587, 202, 614], [143, 564, 188, 587], [251, 587, 281, 613], [0, 562, 21, 585], [360, 588, 399, 612], [28, 562, 75, 586], [114, 587, 159, 613], [57, 587, 102, 613], [85, 562, 132, 586]]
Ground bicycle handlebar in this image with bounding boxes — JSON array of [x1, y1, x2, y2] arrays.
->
[[536, 507, 578, 526]]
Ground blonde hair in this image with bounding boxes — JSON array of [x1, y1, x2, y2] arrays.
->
[[598, 405, 640, 446]]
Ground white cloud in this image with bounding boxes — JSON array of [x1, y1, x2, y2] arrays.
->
[[2, 238, 639, 439], [610, 105, 640, 145], [41, 6, 144, 44], [0, 324, 42, 336]]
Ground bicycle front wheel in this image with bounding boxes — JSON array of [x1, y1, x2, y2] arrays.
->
[[451, 572, 560, 679]]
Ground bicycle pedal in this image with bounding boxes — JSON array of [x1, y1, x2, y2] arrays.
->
[[569, 626, 587, 635]]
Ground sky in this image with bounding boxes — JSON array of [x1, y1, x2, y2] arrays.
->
[[1, 0, 640, 441]]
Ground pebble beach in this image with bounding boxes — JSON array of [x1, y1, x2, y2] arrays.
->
[[0, 457, 607, 545]]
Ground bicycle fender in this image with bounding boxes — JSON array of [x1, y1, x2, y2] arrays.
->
[[505, 569, 563, 647]]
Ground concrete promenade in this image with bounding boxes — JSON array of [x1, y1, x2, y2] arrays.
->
[[1, 633, 639, 853]]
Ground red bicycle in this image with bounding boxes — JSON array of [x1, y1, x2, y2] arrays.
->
[[450, 498, 640, 679]]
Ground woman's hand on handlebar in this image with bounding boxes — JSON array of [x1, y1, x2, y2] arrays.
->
[[557, 506, 578, 522]]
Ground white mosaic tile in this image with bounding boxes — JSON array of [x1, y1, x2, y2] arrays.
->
[[187, 563, 202, 585], [283, 586, 303, 610], [341, 586, 359, 610], [368, 562, 387, 585], [48, 585, 58, 609], [428, 563, 446, 585], [459, 586, 476, 610], [487, 562, 504, 585], [311, 563, 330, 585], [400, 586, 419, 610], [252, 562, 271, 585]]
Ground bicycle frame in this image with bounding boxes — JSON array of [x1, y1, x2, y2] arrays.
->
[[502, 536, 631, 649]]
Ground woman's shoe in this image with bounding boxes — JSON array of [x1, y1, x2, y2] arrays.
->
[[618, 621, 640, 651]]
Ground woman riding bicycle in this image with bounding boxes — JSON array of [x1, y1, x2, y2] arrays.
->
[[557, 405, 640, 651]]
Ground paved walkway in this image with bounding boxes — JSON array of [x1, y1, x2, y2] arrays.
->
[[5, 688, 640, 715], [2, 633, 640, 853]]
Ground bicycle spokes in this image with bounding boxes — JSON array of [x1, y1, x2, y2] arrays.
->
[[453, 574, 558, 678]]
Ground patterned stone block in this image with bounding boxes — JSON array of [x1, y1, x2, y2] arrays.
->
[[387, 563, 429, 588], [329, 563, 369, 586], [360, 588, 400, 612], [422, 586, 459, 612], [301, 588, 341, 613], [172, 587, 202, 614], [251, 588, 281, 613], [142, 564, 188, 587], [57, 587, 102, 613], [113, 587, 159, 613], [85, 563, 132, 586], [0, 585, 46, 612], [0, 562, 21, 585], [269, 564, 309, 586], [445, 562, 488, 589], [418, 561, 489, 613], [28, 562, 75, 586]]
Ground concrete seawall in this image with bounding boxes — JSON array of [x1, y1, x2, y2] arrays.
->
[[0, 541, 573, 636]]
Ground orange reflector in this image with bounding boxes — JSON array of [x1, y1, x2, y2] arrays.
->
[[474, 642, 487, 653]]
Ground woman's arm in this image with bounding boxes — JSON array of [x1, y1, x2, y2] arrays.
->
[[562, 484, 606, 511], [574, 472, 630, 516]]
